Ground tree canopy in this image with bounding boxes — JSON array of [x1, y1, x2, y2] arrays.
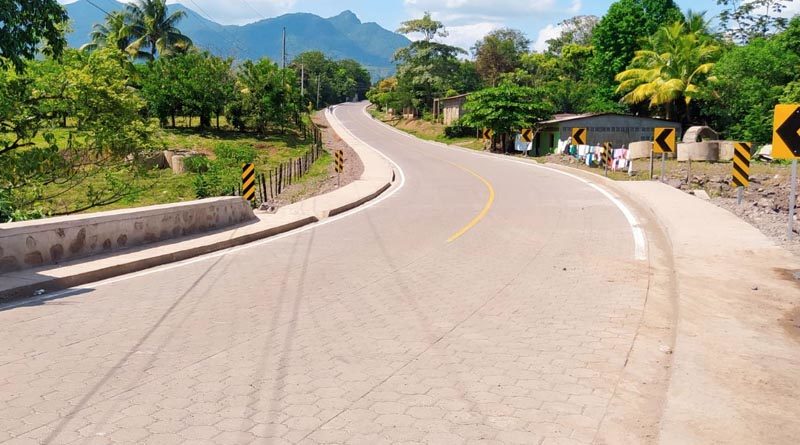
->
[[0, 0, 69, 72]]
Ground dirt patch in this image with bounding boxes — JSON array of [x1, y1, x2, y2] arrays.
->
[[781, 303, 800, 342], [270, 111, 365, 207]]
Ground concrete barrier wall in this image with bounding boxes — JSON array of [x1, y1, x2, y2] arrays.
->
[[678, 142, 720, 161], [0, 197, 256, 273], [628, 141, 653, 160]]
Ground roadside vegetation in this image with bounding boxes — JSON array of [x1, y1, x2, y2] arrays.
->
[[368, 0, 800, 152], [0, 0, 365, 222]]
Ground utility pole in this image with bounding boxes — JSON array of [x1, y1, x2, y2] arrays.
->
[[316, 74, 321, 109], [300, 64, 304, 98], [282, 27, 287, 69]]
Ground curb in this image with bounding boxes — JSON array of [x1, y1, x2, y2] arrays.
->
[[0, 108, 395, 303], [0, 217, 317, 301]]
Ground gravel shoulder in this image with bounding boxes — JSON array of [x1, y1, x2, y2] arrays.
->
[[271, 110, 365, 206]]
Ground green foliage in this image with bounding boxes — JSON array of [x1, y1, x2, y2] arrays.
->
[[291, 51, 371, 107], [590, 0, 683, 100], [546, 16, 599, 55], [140, 51, 235, 128], [615, 14, 720, 122], [461, 83, 554, 136], [717, 0, 793, 43], [183, 155, 210, 173], [0, 0, 68, 73], [396, 12, 448, 42], [706, 37, 799, 144], [191, 143, 257, 199], [473, 28, 530, 87], [126, 0, 193, 60], [0, 48, 160, 220], [444, 119, 475, 138], [225, 59, 302, 133]]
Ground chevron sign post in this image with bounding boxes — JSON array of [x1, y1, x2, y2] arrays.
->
[[773, 105, 800, 239]]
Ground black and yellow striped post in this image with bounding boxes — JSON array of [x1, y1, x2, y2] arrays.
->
[[242, 163, 256, 206], [602, 142, 612, 176], [334, 150, 344, 187], [732, 142, 751, 205]]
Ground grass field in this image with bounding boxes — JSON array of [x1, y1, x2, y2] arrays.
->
[[368, 108, 485, 151], [15, 120, 330, 216]]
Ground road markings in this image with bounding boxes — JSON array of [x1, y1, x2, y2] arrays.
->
[[446, 163, 495, 243]]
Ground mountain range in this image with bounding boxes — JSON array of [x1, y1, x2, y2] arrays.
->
[[63, 0, 410, 79]]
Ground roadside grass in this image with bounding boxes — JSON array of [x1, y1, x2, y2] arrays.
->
[[368, 108, 485, 151], [11, 119, 328, 216]]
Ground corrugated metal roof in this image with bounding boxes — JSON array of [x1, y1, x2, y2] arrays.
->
[[437, 93, 470, 101], [538, 112, 678, 125]]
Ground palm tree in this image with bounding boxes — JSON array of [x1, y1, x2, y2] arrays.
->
[[615, 11, 720, 122], [125, 0, 193, 60], [81, 11, 130, 52], [80, 11, 150, 59]]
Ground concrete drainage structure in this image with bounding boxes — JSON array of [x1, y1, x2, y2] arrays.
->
[[0, 197, 255, 273]]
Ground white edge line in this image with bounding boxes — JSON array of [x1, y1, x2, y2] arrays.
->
[[1, 105, 407, 311], [362, 104, 648, 262]]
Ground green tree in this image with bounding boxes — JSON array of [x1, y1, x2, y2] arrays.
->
[[292, 51, 371, 107], [461, 83, 554, 152], [546, 15, 599, 55], [473, 28, 530, 87], [0, 49, 160, 220], [589, 0, 683, 104], [394, 13, 465, 111], [226, 59, 301, 133], [706, 36, 799, 144], [81, 11, 149, 60], [396, 12, 448, 41], [0, 0, 68, 73], [615, 14, 721, 122], [717, 0, 794, 43], [126, 0, 193, 60]]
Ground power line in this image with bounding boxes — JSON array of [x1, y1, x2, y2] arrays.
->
[[181, 0, 249, 58], [240, 0, 268, 21], [84, 0, 111, 17]]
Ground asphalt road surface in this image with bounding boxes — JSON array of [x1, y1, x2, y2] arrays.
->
[[0, 103, 651, 445]]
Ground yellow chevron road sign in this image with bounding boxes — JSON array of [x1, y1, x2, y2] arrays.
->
[[654, 128, 676, 154], [571, 128, 587, 145], [732, 142, 751, 188], [242, 163, 256, 203]]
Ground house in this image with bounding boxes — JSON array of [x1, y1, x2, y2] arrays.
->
[[532, 113, 682, 156], [433, 94, 469, 125]]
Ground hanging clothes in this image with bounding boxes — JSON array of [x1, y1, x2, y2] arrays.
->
[[514, 134, 533, 153]]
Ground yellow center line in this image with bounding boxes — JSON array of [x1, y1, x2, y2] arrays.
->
[[446, 162, 496, 243]]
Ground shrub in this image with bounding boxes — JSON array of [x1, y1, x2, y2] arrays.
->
[[213, 142, 256, 165], [183, 155, 211, 173], [444, 119, 475, 138]]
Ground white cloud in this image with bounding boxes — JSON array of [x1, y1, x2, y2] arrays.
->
[[441, 22, 502, 52], [532, 23, 562, 52], [403, 0, 583, 25]]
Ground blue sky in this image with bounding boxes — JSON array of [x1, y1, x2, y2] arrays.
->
[[59, 1, 799, 51]]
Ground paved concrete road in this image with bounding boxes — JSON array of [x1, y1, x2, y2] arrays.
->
[[0, 103, 651, 444]]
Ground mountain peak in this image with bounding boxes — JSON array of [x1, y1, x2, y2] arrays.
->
[[330, 10, 361, 25]]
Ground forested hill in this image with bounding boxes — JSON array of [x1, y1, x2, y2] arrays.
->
[[63, 0, 409, 78]]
